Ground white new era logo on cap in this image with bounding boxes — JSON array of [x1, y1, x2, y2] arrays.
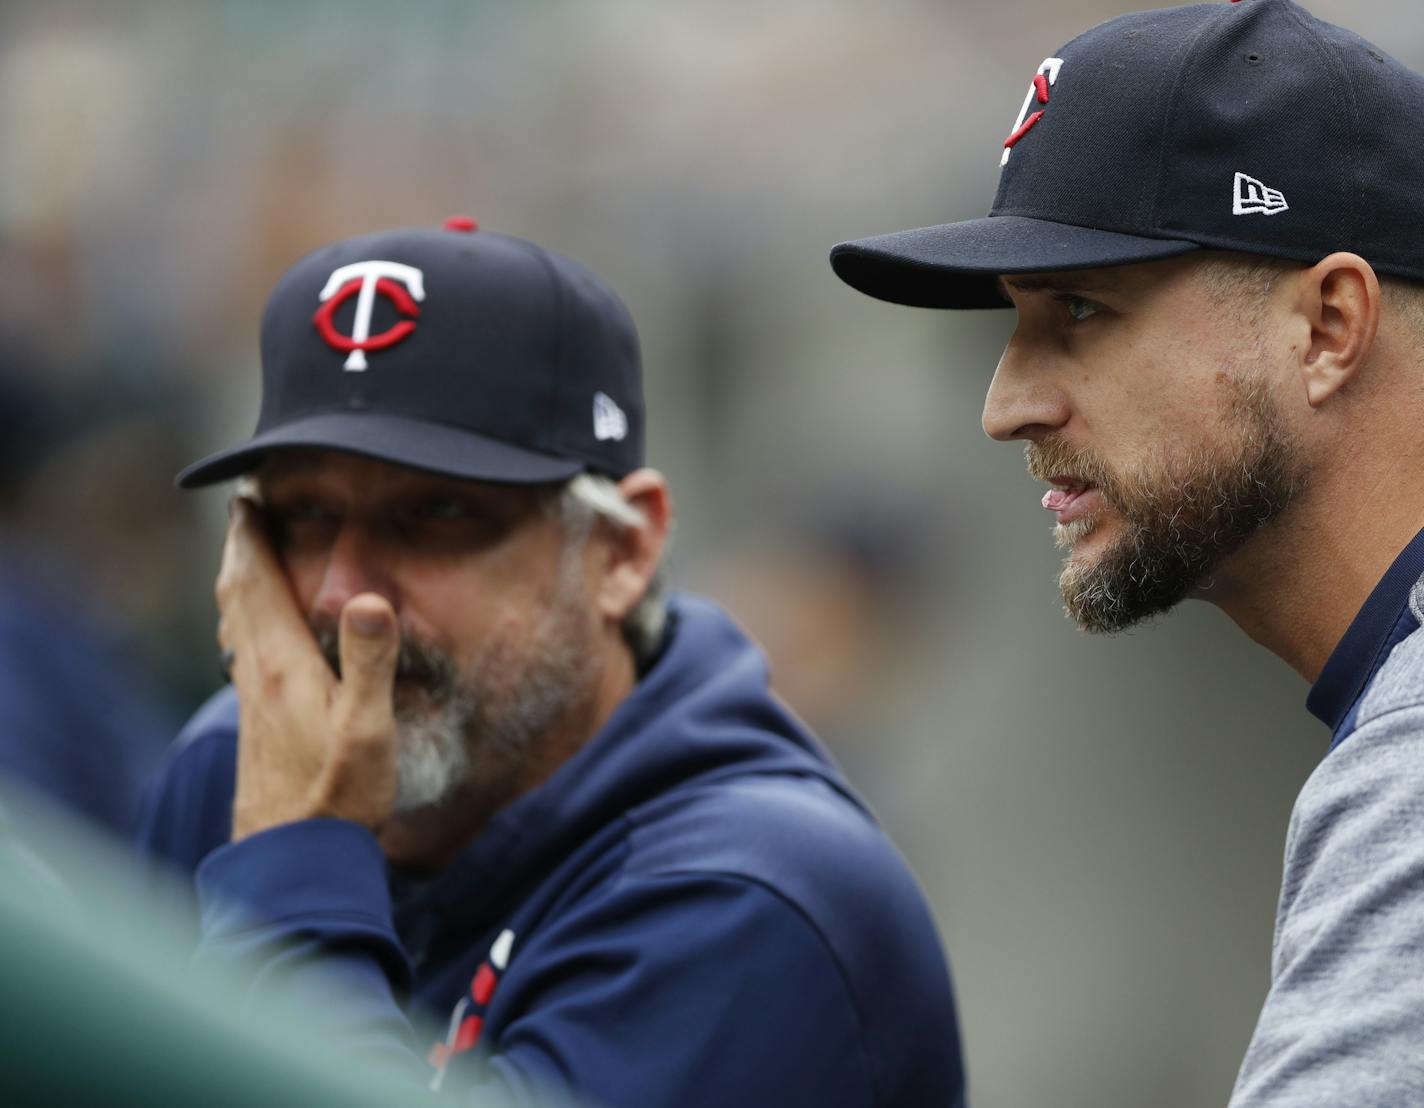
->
[[593, 392, 628, 442], [1233, 172, 1289, 216]]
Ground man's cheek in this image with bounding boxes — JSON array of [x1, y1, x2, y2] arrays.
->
[[392, 681, 428, 717], [278, 556, 323, 616]]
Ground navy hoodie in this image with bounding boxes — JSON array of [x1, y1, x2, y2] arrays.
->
[[140, 594, 966, 1107]]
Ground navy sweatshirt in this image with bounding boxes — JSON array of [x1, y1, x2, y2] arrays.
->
[[140, 594, 966, 1107]]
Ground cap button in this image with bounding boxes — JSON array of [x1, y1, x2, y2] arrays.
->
[[443, 215, 479, 232]]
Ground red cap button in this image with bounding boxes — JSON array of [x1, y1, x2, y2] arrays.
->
[[443, 216, 479, 232]]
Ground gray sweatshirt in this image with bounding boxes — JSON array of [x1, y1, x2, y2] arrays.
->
[[1230, 570, 1424, 1106]]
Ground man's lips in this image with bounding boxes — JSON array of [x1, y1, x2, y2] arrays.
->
[[1041, 479, 1102, 525]]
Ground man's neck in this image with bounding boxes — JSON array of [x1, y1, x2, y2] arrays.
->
[[1206, 473, 1424, 683], [379, 630, 638, 872]]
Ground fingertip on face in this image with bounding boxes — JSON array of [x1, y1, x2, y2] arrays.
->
[[342, 592, 398, 638]]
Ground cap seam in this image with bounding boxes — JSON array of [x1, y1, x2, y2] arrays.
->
[[1281, 2, 1360, 246], [519, 240, 568, 458], [1146, 7, 1227, 232]]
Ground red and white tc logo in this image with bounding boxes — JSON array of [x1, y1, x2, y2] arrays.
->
[[313, 261, 426, 371], [1001, 57, 1064, 166]]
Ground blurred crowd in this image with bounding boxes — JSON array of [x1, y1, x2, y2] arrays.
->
[[4, 2, 1422, 1105]]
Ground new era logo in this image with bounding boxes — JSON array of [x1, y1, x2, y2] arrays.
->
[[593, 392, 628, 442], [1233, 172, 1289, 216]]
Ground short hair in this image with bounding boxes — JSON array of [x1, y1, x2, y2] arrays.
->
[[1382, 277, 1424, 340], [554, 473, 669, 667], [1197, 252, 1302, 308], [1197, 251, 1424, 340]]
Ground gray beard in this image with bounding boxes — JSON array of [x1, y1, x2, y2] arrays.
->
[[1029, 373, 1306, 634], [314, 583, 594, 816], [389, 689, 472, 814]]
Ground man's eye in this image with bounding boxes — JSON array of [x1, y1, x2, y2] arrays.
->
[[417, 498, 470, 521], [285, 501, 329, 522], [275, 501, 337, 529], [391, 498, 503, 547], [1061, 296, 1100, 323], [266, 502, 337, 547]]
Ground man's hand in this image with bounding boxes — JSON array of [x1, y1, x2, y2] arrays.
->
[[216, 499, 401, 841]]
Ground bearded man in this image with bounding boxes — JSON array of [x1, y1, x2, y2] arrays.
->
[[141, 221, 965, 1107], [832, 0, 1424, 1104]]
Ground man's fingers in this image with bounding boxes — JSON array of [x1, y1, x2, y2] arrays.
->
[[216, 498, 325, 679], [336, 593, 399, 735]]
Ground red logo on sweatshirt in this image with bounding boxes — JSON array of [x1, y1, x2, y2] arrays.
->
[[427, 928, 516, 1091]]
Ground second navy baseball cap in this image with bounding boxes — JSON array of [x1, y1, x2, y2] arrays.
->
[[177, 219, 644, 488], [830, 0, 1424, 309]]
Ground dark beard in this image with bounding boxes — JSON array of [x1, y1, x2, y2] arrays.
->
[[1027, 377, 1305, 634]]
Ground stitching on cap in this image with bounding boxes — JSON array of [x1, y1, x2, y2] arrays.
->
[[1281, 3, 1359, 244], [515, 238, 567, 453], [1147, 11, 1224, 229]]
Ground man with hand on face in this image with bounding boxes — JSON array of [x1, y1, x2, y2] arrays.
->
[[141, 220, 965, 1108], [832, 1, 1424, 1103]]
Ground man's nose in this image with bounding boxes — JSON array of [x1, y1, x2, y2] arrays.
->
[[309, 525, 397, 626], [981, 335, 1071, 443]]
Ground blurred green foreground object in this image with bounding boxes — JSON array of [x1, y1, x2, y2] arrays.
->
[[0, 785, 421, 1108]]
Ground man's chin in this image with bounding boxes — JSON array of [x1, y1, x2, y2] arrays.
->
[[389, 702, 472, 814], [1054, 510, 1114, 560], [1056, 519, 1162, 634]]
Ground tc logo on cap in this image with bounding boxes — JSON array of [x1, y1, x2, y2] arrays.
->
[[313, 260, 426, 371], [1001, 58, 1064, 167]]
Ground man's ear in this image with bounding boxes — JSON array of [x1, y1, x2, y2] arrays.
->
[[595, 468, 672, 624], [1295, 252, 1380, 408]]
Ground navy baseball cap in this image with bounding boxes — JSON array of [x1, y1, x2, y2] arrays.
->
[[831, 0, 1424, 309], [177, 219, 644, 487]]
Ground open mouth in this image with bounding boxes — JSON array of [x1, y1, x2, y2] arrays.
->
[[1041, 478, 1101, 524]]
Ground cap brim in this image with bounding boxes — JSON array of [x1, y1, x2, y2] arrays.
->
[[830, 215, 1202, 309], [176, 411, 585, 489]]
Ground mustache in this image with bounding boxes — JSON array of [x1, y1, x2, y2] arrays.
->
[[313, 625, 457, 694], [1024, 437, 1114, 491]]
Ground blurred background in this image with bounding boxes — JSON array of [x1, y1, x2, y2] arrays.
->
[[4, 1, 1417, 1104]]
